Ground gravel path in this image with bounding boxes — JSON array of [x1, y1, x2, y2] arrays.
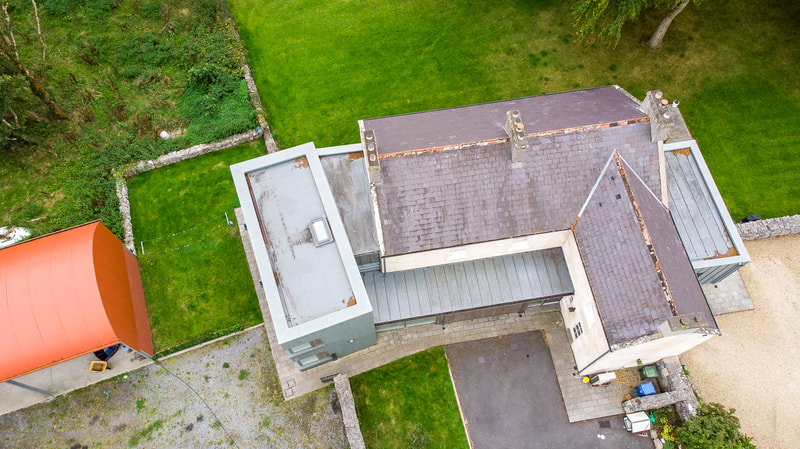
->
[[683, 234, 800, 449], [0, 327, 347, 448]]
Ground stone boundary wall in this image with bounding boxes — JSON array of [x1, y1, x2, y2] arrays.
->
[[736, 214, 800, 240], [123, 129, 261, 177], [333, 375, 366, 449], [242, 64, 279, 154], [115, 176, 136, 254], [115, 128, 262, 253], [221, 0, 279, 154]]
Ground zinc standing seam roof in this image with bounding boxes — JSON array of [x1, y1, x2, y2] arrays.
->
[[364, 248, 573, 324]]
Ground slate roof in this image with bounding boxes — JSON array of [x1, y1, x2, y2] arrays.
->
[[362, 86, 646, 155], [574, 153, 715, 346], [372, 120, 659, 256]]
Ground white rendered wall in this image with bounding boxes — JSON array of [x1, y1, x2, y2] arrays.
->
[[383, 230, 572, 273], [579, 330, 712, 375], [560, 232, 610, 371]]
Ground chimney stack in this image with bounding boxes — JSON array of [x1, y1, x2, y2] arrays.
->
[[362, 129, 381, 184], [504, 110, 528, 167], [642, 90, 677, 142]]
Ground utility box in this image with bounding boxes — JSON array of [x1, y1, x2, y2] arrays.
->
[[624, 411, 651, 433]]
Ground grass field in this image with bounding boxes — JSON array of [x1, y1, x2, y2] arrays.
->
[[229, 0, 800, 220], [128, 141, 265, 354], [350, 347, 469, 449]]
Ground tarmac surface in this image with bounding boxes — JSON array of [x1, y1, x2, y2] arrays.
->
[[446, 331, 654, 449]]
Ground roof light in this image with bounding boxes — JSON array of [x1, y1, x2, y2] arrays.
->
[[309, 218, 334, 247]]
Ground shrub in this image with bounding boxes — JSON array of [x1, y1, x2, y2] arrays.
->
[[407, 423, 428, 449], [137, 0, 162, 20], [115, 33, 176, 78], [42, 0, 72, 17], [675, 403, 755, 449], [82, 0, 118, 19], [183, 80, 256, 144]]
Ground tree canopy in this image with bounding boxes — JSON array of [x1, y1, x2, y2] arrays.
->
[[573, 0, 700, 49]]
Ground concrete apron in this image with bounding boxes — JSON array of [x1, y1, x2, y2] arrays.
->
[[0, 348, 152, 416]]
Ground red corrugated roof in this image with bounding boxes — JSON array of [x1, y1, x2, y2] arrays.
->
[[0, 222, 153, 382]]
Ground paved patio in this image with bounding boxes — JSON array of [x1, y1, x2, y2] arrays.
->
[[702, 271, 754, 315]]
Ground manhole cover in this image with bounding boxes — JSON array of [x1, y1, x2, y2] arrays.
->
[[510, 343, 518, 350]]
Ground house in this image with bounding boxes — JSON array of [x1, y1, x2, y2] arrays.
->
[[0, 221, 154, 386], [231, 86, 748, 375]]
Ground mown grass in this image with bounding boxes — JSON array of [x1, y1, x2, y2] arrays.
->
[[229, 0, 800, 220], [128, 141, 265, 353], [350, 347, 469, 449]]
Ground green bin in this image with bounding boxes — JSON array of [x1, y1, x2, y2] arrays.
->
[[640, 365, 658, 379]]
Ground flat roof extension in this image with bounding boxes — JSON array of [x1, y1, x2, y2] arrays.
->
[[231, 143, 372, 341]]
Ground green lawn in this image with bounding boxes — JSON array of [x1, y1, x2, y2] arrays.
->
[[128, 141, 266, 355], [229, 0, 800, 220], [350, 347, 469, 449]]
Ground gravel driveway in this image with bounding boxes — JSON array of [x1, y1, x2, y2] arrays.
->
[[0, 326, 347, 449], [683, 234, 800, 449]]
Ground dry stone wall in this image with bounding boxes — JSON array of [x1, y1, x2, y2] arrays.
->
[[124, 129, 261, 177], [333, 375, 366, 449], [736, 214, 800, 240]]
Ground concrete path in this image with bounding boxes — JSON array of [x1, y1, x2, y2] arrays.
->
[[446, 331, 653, 449], [0, 348, 152, 416]]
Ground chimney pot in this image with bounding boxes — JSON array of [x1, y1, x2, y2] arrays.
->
[[363, 129, 381, 184]]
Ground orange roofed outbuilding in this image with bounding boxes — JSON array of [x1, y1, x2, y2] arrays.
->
[[0, 221, 153, 382]]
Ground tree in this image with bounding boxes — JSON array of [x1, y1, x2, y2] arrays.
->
[[675, 403, 756, 449], [0, 1, 67, 121], [572, 0, 701, 50]]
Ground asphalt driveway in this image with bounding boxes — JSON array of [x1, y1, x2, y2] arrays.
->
[[446, 331, 653, 449]]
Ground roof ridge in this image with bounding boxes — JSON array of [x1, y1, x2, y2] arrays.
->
[[361, 86, 618, 122], [0, 220, 101, 252], [615, 153, 679, 316], [378, 117, 650, 160]]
